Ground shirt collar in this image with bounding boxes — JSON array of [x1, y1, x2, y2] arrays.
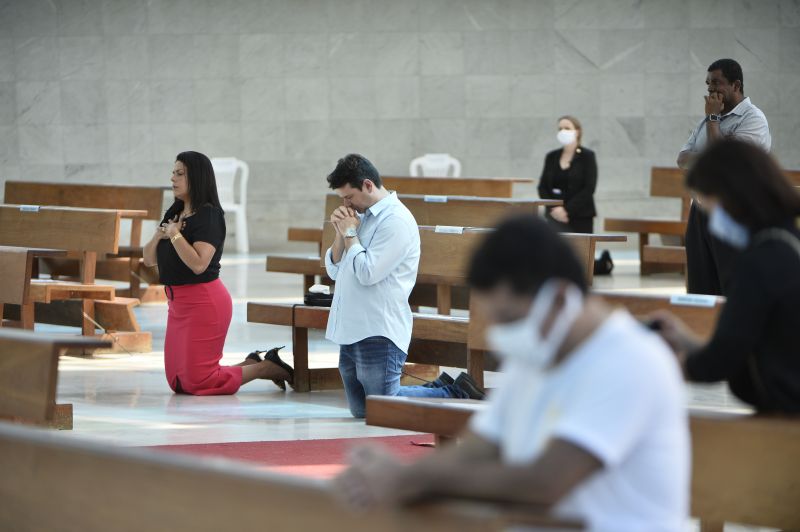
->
[[726, 96, 752, 117], [366, 191, 396, 217]]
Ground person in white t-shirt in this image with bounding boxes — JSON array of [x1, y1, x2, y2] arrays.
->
[[333, 215, 690, 532]]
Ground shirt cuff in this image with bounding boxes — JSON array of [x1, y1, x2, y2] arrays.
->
[[324, 247, 340, 279], [344, 241, 366, 271]]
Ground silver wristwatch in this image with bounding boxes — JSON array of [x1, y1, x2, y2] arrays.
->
[[708, 114, 721, 122], [344, 227, 358, 239]]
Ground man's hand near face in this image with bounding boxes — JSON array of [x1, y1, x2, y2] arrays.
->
[[704, 92, 724, 115], [703, 92, 724, 144]]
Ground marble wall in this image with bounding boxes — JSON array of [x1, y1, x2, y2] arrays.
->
[[1, 0, 799, 250]]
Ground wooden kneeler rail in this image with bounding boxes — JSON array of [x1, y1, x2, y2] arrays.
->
[[0, 421, 583, 531], [0, 328, 110, 429]]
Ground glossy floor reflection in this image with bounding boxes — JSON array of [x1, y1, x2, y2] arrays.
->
[[53, 251, 750, 449]]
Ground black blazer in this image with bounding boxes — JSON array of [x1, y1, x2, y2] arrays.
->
[[537, 147, 597, 219]]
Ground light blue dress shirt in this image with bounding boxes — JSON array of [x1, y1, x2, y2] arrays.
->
[[681, 97, 771, 153], [324, 192, 420, 352]]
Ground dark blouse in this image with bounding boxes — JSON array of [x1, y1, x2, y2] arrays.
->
[[538, 147, 598, 219], [685, 225, 800, 412], [156, 203, 225, 286]]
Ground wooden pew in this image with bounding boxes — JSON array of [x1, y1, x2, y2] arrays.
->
[[365, 396, 800, 532], [3, 181, 168, 301], [268, 229, 624, 314], [288, 193, 561, 254], [603, 167, 688, 275], [604, 168, 800, 276], [0, 421, 582, 532], [248, 303, 470, 393], [0, 328, 110, 429], [250, 287, 723, 392], [0, 205, 151, 353]]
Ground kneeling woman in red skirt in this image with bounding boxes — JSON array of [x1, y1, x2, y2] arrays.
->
[[144, 151, 293, 395]]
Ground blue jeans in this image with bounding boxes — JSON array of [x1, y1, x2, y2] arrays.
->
[[339, 336, 467, 418]]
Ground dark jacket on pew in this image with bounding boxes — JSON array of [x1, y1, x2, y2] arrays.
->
[[685, 225, 800, 412], [538, 147, 597, 232]]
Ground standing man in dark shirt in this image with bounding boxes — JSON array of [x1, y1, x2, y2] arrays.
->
[[677, 58, 771, 295]]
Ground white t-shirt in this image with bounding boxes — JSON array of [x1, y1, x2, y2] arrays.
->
[[470, 311, 690, 532]]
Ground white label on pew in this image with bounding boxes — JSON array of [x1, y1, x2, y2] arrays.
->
[[670, 294, 716, 307], [424, 195, 448, 203], [435, 225, 464, 234], [19, 205, 40, 212]]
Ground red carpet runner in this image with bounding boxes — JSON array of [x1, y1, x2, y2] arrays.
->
[[148, 434, 435, 479]]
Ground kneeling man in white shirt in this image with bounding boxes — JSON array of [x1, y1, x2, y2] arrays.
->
[[334, 214, 690, 532]]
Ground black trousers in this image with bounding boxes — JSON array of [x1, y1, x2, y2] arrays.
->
[[685, 203, 738, 296]]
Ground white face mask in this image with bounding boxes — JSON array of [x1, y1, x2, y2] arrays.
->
[[557, 129, 578, 146], [708, 204, 750, 249], [485, 280, 584, 369]]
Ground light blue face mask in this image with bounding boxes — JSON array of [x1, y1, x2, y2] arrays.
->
[[708, 205, 750, 249]]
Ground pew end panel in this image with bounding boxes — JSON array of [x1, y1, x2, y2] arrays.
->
[[0, 329, 111, 429]]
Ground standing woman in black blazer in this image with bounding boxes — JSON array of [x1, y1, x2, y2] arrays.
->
[[537, 116, 598, 233]]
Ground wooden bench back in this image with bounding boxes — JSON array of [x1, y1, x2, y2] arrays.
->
[[320, 225, 603, 286], [0, 420, 578, 532], [650, 167, 690, 219], [381, 176, 532, 198], [4, 181, 166, 220], [0, 205, 120, 256], [468, 291, 724, 351], [690, 412, 800, 530], [597, 292, 723, 340], [324, 194, 544, 230]]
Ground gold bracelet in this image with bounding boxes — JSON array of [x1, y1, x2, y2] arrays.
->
[[171, 233, 183, 244]]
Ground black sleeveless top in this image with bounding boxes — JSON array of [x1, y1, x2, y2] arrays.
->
[[156, 203, 225, 286]]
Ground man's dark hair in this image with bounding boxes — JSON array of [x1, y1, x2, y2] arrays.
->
[[467, 214, 588, 296], [327, 153, 381, 190], [686, 139, 800, 231], [708, 58, 744, 93], [174, 151, 223, 211]]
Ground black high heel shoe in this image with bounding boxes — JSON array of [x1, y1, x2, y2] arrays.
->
[[263, 346, 294, 390], [245, 350, 262, 363]]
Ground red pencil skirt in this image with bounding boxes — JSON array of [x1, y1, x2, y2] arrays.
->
[[164, 278, 242, 395]]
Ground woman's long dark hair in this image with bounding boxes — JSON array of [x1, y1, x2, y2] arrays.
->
[[168, 151, 223, 217], [686, 139, 800, 231]]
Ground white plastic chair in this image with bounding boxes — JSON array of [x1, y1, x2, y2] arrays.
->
[[211, 157, 250, 253], [409, 153, 462, 177]]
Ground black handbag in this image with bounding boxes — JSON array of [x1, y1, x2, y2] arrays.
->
[[304, 291, 333, 307]]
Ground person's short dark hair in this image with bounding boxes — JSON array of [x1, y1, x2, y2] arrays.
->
[[326, 153, 381, 190], [708, 58, 744, 93], [174, 151, 223, 212], [467, 214, 588, 296], [686, 139, 800, 231]]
